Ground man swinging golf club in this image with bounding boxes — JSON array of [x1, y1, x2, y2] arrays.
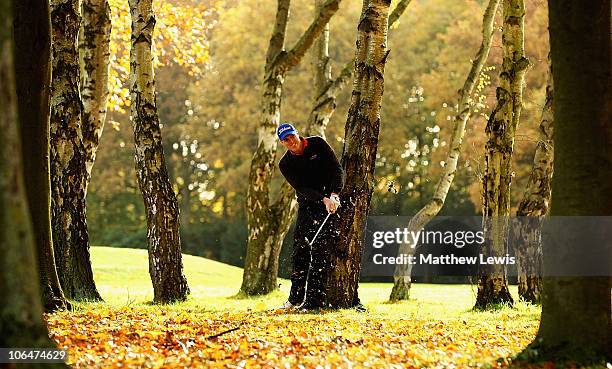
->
[[277, 122, 344, 310]]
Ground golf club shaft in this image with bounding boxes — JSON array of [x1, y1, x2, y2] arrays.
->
[[308, 212, 332, 246]]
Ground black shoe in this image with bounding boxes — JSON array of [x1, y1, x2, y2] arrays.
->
[[354, 303, 367, 313]]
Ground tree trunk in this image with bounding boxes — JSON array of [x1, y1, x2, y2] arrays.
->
[[242, 0, 410, 296], [324, 0, 392, 309], [306, 0, 412, 138], [13, 0, 71, 312], [390, 0, 500, 302], [50, 0, 101, 301], [307, 0, 333, 138], [129, 0, 189, 303], [528, 0, 611, 360], [79, 0, 111, 193], [475, 0, 528, 310], [514, 56, 553, 304], [0, 1, 66, 362], [241, 0, 340, 296]]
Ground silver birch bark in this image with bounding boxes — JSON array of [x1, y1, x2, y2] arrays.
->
[[306, 0, 412, 137], [79, 0, 111, 193], [50, 0, 102, 301], [389, 0, 501, 302], [14, 0, 71, 312], [129, 0, 189, 303], [241, 0, 341, 296], [475, 0, 529, 309], [527, 0, 611, 359], [514, 56, 553, 304], [324, 0, 392, 308], [0, 1, 66, 359]]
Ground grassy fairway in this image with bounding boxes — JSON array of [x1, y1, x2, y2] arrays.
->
[[47, 247, 546, 368], [91, 246, 536, 316]]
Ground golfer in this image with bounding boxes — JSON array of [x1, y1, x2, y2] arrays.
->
[[277, 122, 344, 310]]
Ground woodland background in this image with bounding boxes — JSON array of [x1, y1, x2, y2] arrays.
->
[[90, 0, 549, 274]]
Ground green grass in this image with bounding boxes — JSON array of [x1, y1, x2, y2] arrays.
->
[[90, 246, 541, 321], [91, 246, 248, 306]]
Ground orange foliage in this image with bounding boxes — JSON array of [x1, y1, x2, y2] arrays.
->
[[45, 307, 559, 368]]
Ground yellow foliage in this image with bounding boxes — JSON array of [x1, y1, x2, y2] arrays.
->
[[47, 307, 544, 368], [213, 159, 224, 169], [107, 0, 218, 112], [211, 198, 224, 214]]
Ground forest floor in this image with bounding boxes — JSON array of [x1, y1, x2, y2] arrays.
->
[[44, 247, 597, 368]]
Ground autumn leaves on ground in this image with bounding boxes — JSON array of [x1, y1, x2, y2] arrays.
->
[[46, 247, 543, 368]]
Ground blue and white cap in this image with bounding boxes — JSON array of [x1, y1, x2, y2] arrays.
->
[[277, 123, 298, 140]]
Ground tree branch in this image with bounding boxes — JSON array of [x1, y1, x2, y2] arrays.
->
[[265, 0, 291, 68], [388, 0, 412, 27], [280, 0, 341, 72], [324, 0, 412, 100]]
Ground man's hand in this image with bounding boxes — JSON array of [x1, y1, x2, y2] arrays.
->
[[323, 197, 336, 213], [323, 194, 341, 213]]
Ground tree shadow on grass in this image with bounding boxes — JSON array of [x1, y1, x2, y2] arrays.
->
[[491, 342, 611, 369]]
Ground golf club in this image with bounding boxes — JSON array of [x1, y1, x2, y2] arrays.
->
[[300, 198, 340, 310], [307, 195, 340, 246], [308, 211, 332, 246]]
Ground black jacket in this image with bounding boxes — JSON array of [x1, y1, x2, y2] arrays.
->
[[279, 136, 345, 205]]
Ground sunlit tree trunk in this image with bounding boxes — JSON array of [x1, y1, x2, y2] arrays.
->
[[528, 0, 611, 359], [324, 0, 392, 308], [0, 0, 66, 359], [129, 0, 189, 303], [79, 0, 111, 193], [50, 0, 101, 301], [475, 0, 528, 309], [390, 0, 500, 302], [241, 0, 341, 296], [13, 0, 70, 312], [514, 56, 553, 304]]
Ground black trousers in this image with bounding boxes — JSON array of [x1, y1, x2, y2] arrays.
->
[[288, 202, 336, 308]]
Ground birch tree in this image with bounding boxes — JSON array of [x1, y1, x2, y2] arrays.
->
[[306, 0, 412, 138], [389, 0, 500, 302], [240, 0, 341, 296], [0, 0, 66, 356], [244, 0, 412, 297], [13, 0, 71, 312], [50, 0, 101, 301], [514, 56, 553, 304], [528, 0, 611, 359], [79, 0, 112, 192], [324, 0, 392, 308], [129, 0, 190, 303], [475, 0, 528, 309]]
